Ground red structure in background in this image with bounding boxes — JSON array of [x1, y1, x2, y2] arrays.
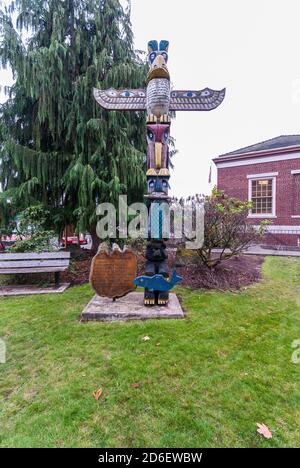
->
[[214, 135, 300, 247]]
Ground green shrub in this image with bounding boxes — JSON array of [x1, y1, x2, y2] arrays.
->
[[10, 205, 57, 253]]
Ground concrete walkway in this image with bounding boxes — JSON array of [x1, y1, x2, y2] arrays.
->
[[243, 245, 300, 257], [0, 283, 70, 297], [213, 246, 300, 257]]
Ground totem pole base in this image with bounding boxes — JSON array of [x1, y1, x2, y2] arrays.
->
[[144, 290, 169, 306], [80, 292, 184, 322]]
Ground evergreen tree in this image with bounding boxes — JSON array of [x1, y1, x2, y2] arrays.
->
[[0, 0, 147, 248]]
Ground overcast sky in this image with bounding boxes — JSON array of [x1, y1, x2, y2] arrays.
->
[[1, 0, 300, 197], [130, 0, 300, 196]]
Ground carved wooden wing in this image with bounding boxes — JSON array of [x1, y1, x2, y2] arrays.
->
[[93, 87, 147, 111], [170, 88, 225, 111]]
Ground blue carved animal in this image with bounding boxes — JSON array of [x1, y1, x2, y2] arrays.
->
[[134, 268, 182, 292]]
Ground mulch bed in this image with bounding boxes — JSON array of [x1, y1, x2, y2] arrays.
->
[[61, 249, 264, 291], [176, 254, 264, 290]]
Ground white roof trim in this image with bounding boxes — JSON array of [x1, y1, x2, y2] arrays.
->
[[247, 172, 278, 179], [215, 152, 300, 168], [291, 170, 300, 174]]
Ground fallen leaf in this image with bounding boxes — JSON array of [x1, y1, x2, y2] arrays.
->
[[131, 383, 140, 389], [257, 423, 272, 439], [142, 336, 150, 342], [156, 342, 161, 346], [93, 388, 103, 401]]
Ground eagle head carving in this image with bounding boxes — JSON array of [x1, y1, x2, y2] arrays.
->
[[147, 40, 170, 81]]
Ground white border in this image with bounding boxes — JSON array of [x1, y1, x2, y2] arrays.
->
[[248, 175, 276, 218], [291, 169, 300, 175]]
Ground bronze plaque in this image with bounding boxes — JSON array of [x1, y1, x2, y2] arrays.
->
[[90, 244, 137, 299]]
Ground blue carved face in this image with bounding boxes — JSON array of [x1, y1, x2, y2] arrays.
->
[[148, 177, 169, 195], [147, 39, 169, 66], [148, 50, 169, 65]]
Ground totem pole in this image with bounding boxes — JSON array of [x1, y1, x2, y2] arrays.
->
[[93, 40, 225, 306]]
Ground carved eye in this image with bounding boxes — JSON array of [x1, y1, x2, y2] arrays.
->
[[108, 90, 117, 97], [121, 90, 135, 97], [161, 52, 168, 62], [147, 130, 155, 141], [171, 92, 177, 98], [183, 91, 197, 98], [148, 180, 155, 188], [200, 89, 211, 97], [163, 131, 169, 143], [149, 52, 157, 63], [162, 180, 168, 188], [138, 91, 146, 97]]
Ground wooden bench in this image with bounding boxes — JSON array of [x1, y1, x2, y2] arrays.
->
[[0, 251, 71, 287]]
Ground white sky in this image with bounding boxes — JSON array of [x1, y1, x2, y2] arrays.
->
[[131, 0, 300, 196], [2, 0, 300, 197]]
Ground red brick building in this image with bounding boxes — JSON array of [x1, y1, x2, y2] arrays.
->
[[213, 135, 300, 246]]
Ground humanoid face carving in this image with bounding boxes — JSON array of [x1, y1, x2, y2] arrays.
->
[[146, 123, 170, 171], [147, 176, 170, 196], [147, 124, 169, 145]]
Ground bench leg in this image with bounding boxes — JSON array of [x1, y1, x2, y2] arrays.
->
[[54, 272, 60, 288]]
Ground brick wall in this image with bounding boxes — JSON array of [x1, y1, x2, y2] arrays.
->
[[262, 233, 299, 247], [215, 157, 300, 246]]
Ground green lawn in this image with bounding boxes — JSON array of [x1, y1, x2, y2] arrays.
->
[[0, 257, 300, 448]]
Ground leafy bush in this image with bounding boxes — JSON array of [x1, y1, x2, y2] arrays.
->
[[11, 230, 56, 253], [181, 189, 269, 269], [10, 205, 57, 253]]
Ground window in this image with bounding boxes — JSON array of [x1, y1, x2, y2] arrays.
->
[[248, 177, 276, 217], [292, 174, 300, 216]]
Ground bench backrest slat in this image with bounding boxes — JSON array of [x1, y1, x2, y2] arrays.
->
[[2, 267, 67, 274], [0, 260, 70, 269], [0, 252, 70, 261], [0, 251, 71, 275]]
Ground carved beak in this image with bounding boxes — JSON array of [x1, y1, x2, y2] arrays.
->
[[155, 143, 162, 169], [148, 55, 170, 81]]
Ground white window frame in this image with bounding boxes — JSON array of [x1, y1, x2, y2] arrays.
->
[[247, 175, 277, 218]]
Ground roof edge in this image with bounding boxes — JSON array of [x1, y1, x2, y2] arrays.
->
[[214, 143, 300, 164]]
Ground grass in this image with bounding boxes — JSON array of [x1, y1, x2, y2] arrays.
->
[[0, 256, 300, 447]]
